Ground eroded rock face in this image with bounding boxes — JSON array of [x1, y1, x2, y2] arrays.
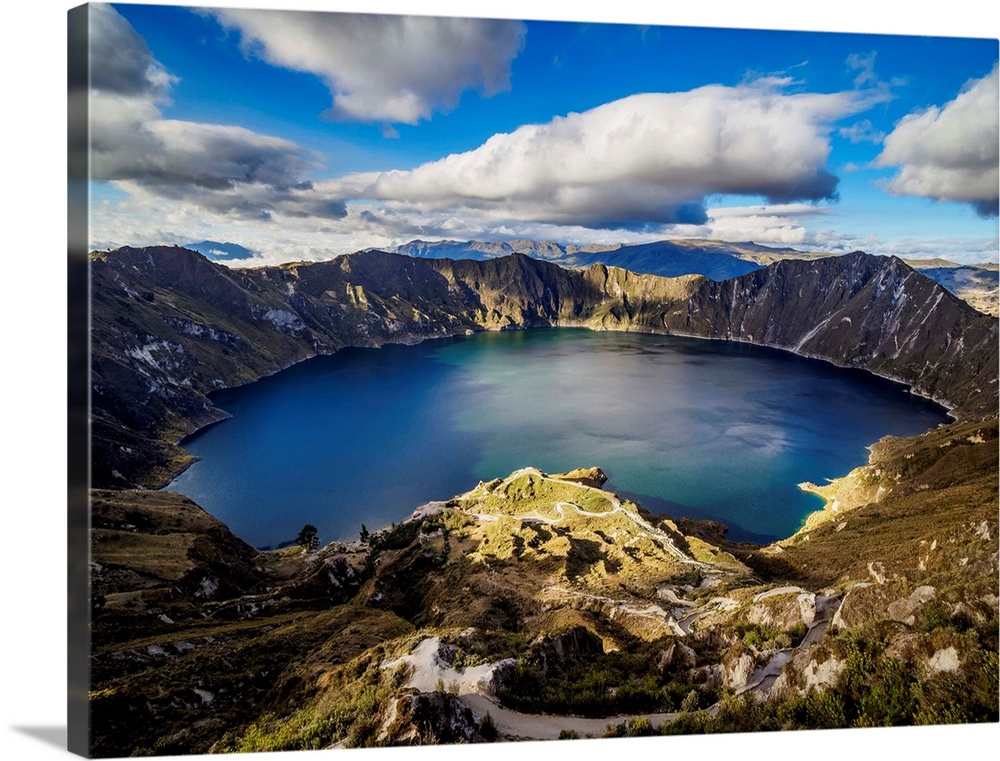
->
[[883, 631, 969, 678], [747, 590, 816, 630], [654, 642, 697, 676], [772, 650, 846, 697], [525, 626, 605, 675], [722, 644, 758, 691], [833, 583, 938, 629], [926, 646, 961, 674], [376, 690, 483, 745], [887, 586, 938, 625]]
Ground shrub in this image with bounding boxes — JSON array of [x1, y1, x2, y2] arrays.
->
[[480, 712, 498, 741]]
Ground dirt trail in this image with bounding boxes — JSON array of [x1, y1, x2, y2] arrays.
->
[[467, 468, 709, 568], [462, 692, 677, 740], [386, 588, 842, 739], [387, 636, 677, 740], [735, 593, 842, 696]]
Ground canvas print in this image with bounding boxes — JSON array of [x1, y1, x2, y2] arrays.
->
[[68, 2, 999, 757]]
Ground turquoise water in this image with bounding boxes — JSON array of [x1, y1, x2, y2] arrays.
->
[[167, 329, 949, 548]]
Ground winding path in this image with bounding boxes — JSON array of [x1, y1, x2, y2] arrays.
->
[[464, 468, 711, 569], [387, 636, 678, 740], [385, 587, 842, 740]]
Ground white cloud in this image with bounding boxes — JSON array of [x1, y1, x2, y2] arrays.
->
[[87, 5, 346, 222], [83, 3, 176, 98], [329, 83, 882, 230], [876, 63, 999, 217], [853, 235, 1000, 265], [211, 9, 526, 124], [664, 203, 835, 247], [846, 51, 879, 88], [90, 184, 1000, 268], [838, 119, 885, 143]]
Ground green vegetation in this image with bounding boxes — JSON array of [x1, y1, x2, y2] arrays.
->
[[227, 653, 410, 752], [496, 638, 714, 717], [465, 471, 616, 519], [661, 620, 999, 735], [733, 621, 808, 651], [439, 629, 533, 668], [479, 712, 497, 741]]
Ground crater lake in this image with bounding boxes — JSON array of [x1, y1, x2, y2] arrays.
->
[[167, 329, 950, 548]]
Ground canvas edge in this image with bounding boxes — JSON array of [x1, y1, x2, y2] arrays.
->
[[68, 3, 92, 757]]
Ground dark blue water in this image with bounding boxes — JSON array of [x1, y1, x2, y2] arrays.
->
[[167, 330, 949, 548]]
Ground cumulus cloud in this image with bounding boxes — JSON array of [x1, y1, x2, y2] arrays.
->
[[211, 9, 526, 125], [84, 3, 176, 97], [330, 83, 882, 230], [657, 203, 837, 247], [88, 5, 344, 221], [876, 64, 999, 217]]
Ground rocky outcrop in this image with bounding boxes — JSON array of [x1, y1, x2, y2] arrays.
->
[[376, 690, 484, 745], [832, 582, 940, 630], [721, 643, 759, 691], [525, 626, 605, 674], [654, 641, 697, 675], [771, 651, 847, 698], [747, 589, 817, 631]]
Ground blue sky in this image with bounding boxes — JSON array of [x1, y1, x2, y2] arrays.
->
[[86, 1, 999, 264]]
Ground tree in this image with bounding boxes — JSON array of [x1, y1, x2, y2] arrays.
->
[[359, 524, 371, 543], [296, 524, 319, 551]]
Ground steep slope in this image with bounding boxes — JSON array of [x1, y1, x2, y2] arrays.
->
[[911, 263, 998, 317], [663, 254, 998, 415], [89, 247, 998, 487]]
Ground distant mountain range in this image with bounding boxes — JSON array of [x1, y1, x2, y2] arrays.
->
[[391, 238, 999, 316], [182, 240, 255, 261], [391, 238, 806, 280], [906, 263, 999, 316], [90, 246, 998, 488]]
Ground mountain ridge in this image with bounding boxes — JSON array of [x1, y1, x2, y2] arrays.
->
[[388, 237, 999, 316], [90, 246, 997, 489]]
